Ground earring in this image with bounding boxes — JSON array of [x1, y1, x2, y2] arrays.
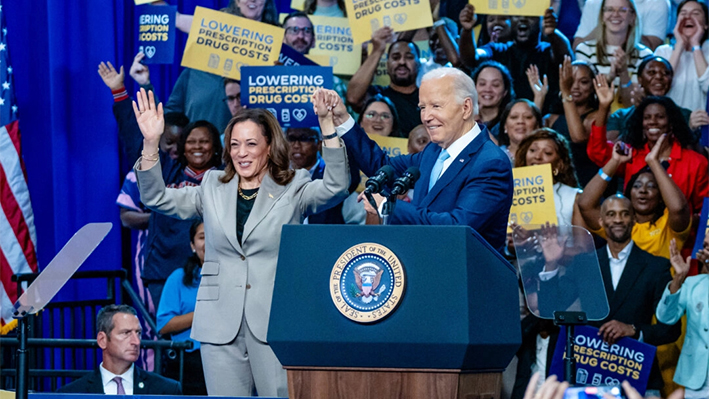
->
[[553, 169, 559, 176]]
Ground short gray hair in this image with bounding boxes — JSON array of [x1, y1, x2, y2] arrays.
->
[[421, 67, 478, 115], [97, 304, 137, 336]]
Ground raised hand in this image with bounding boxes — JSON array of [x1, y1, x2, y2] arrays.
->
[[629, 84, 645, 107], [689, 110, 709, 130], [610, 47, 629, 79], [132, 88, 164, 144], [522, 374, 568, 399], [542, 7, 557, 36], [645, 133, 668, 164], [669, 238, 691, 277], [537, 223, 567, 267], [558, 55, 574, 95], [526, 64, 549, 99], [371, 27, 394, 52], [459, 4, 476, 31], [611, 141, 633, 164], [593, 75, 615, 108], [311, 88, 331, 119], [689, 15, 705, 47], [129, 52, 151, 86], [98, 61, 125, 91], [674, 17, 687, 50]]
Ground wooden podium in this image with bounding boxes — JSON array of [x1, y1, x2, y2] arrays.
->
[[269, 226, 520, 399]]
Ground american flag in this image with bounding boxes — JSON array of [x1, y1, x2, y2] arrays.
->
[[0, 0, 38, 329]]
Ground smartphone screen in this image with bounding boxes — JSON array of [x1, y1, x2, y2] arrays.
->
[[563, 386, 622, 399]]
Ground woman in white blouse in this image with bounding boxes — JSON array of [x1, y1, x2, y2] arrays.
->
[[655, 0, 709, 110]]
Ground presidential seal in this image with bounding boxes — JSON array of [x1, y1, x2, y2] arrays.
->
[[329, 243, 405, 323]]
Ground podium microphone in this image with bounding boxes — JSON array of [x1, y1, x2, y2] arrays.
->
[[390, 167, 421, 196], [364, 165, 395, 195]]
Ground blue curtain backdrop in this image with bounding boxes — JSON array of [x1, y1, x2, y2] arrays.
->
[[5, 0, 293, 302]]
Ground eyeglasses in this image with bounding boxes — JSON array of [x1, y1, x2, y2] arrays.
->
[[286, 135, 318, 143], [602, 7, 632, 15], [223, 95, 241, 104], [364, 111, 392, 121], [285, 26, 313, 35]]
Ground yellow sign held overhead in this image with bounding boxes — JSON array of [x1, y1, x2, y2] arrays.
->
[[344, 0, 433, 44], [309, 16, 362, 76], [469, 0, 547, 17], [508, 164, 558, 232], [291, 0, 307, 10], [135, 0, 155, 5], [182, 7, 284, 80]]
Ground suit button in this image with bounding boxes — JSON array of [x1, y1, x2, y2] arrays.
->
[[240, 255, 245, 261], [246, 284, 251, 289]]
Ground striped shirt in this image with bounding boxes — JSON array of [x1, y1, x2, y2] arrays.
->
[[575, 40, 653, 83]]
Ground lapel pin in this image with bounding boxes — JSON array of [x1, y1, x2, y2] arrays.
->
[[459, 159, 464, 163], [139, 382, 144, 389], [269, 193, 274, 198]]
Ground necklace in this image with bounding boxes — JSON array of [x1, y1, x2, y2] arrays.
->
[[238, 186, 258, 201]]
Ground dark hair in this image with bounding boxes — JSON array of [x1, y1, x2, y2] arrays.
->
[[514, 128, 579, 188], [220, 108, 294, 185], [182, 220, 204, 287], [97, 305, 137, 336], [282, 11, 312, 28], [497, 99, 542, 146], [303, 0, 347, 16], [624, 167, 666, 224], [357, 94, 402, 137], [388, 39, 421, 59], [471, 61, 515, 127], [570, 60, 600, 110], [623, 96, 694, 149], [637, 55, 674, 77], [223, 0, 278, 26], [677, 0, 709, 43], [177, 120, 223, 169], [164, 112, 189, 128], [286, 127, 320, 142], [223, 78, 241, 88]]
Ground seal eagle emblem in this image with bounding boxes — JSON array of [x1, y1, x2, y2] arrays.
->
[[329, 243, 405, 323]]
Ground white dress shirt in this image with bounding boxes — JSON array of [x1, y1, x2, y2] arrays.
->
[[99, 362, 134, 395], [607, 241, 634, 290]]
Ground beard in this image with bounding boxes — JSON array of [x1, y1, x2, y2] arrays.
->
[[606, 225, 632, 244]]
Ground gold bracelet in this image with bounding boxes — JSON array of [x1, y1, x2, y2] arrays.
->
[[142, 155, 159, 162], [142, 150, 159, 158]]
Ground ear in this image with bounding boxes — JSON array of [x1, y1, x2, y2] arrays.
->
[[97, 331, 108, 350], [462, 97, 474, 120]]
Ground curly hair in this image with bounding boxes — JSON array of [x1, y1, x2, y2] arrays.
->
[[514, 128, 580, 188], [497, 99, 542, 146], [177, 120, 223, 169], [220, 109, 295, 186], [623, 96, 694, 149]]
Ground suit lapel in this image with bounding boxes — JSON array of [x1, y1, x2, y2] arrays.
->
[[216, 175, 243, 254], [421, 131, 486, 208], [611, 245, 644, 311], [87, 369, 104, 394], [597, 249, 615, 305], [242, 174, 287, 244], [133, 367, 147, 394]]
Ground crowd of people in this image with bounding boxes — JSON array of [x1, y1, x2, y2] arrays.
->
[[74, 0, 709, 397]]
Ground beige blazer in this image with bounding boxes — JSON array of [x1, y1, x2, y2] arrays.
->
[[136, 146, 349, 344]]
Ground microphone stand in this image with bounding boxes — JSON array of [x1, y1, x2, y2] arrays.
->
[[380, 194, 397, 225]]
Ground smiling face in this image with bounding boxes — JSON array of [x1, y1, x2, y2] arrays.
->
[[387, 42, 418, 87], [638, 61, 672, 96], [642, 103, 670, 144], [407, 125, 431, 154], [678, 1, 708, 39], [630, 172, 661, 216], [570, 65, 594, 105], [487, 14, 512, 42], [475, 67, 507, 111], [505, 102, 539, 145], [361, 101, 395, 136], [237, 0, 266, 20], [525, 138, 561, 170], [184, 127, 215, 170], [98, 313, 141, 373], [283, 16, 315, 54], [599, 196, 634, 243], [418, 75, 473, 149], [229, 120, 271, 186], [602, 0, 636, 36], [511, 16, 540, 45]]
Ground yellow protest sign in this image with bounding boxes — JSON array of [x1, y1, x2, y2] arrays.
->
[[345, 0, 433, 44], [182, 7, 284, 80], [291, 0, 307, 10], [508, 164, 557, 231], [309, 16, 361, 76], [357, 134, 409, 192], [470, 0, 547, 16]]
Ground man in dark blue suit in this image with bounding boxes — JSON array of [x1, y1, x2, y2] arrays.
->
[[331, 67, 513, 252], [57, 305, 182, 395]]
